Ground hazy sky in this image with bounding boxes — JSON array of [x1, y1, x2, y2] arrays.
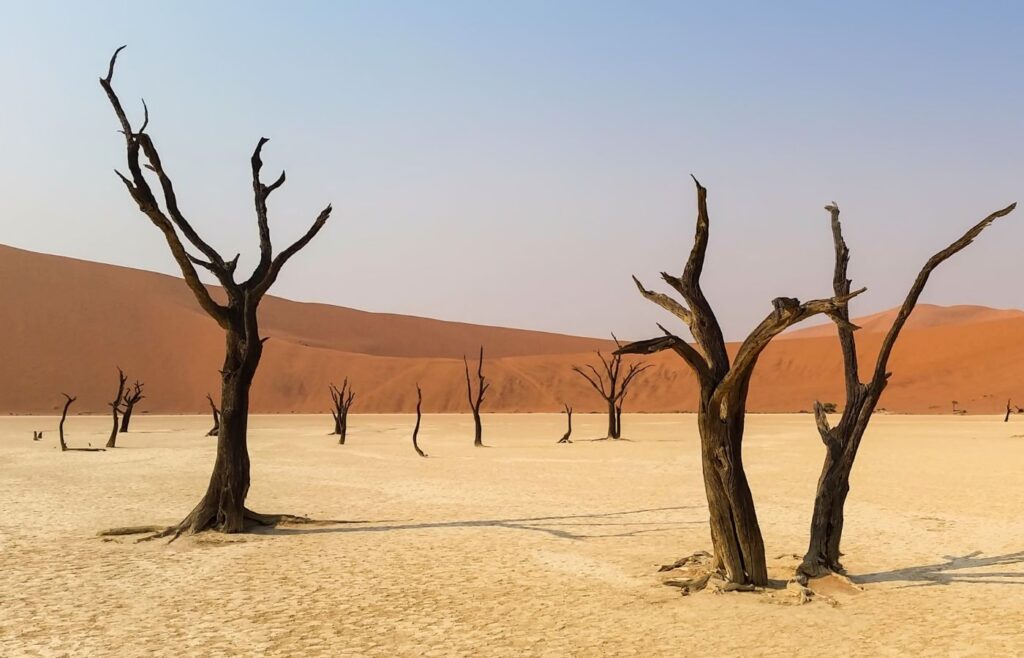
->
[[1, 1, 1021, 340]]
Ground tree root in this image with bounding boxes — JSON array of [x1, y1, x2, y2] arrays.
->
[[98, 508, 357, 544]]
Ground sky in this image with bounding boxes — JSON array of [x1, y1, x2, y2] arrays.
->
[[0, 1, 1022, 340]]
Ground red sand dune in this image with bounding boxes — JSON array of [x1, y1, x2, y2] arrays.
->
[[2, 243, 1022, 415]]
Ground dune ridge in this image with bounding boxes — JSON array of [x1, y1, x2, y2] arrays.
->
[[2, 243, 1022, 415]]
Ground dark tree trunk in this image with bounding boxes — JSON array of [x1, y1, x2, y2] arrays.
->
[[698, 404, 768, 586], [1005, 399, 1012, 423], [798, 201, 1012, 581], [606, 400, 618, 439], [465, 346, 488, 447], [412, 384, 427, 457], [106, 368, 127, 448], [119, 381, 145, 432], [119, 406, 134, 432], [619, 178, 864, 586], [97, 47, 332, 538], [557, 404, 573, 443], [179, 328, 261, 533], [615, 403, 623, 438], [58, 394, 75, 452]]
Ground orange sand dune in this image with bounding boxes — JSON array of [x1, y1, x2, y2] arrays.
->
[[2, 244, 1022, 415]]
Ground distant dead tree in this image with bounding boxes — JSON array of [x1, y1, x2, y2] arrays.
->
[[98, 47, 331, 538], [329, 379, 356, 444], [572, 337, 651, 439], [1006, 399, 1013, 423], [105, 368, 128, 448], [58, 394, 104, 452], [118, 380, 145, 432], [464, 346, 489, 447], [33, 431, 43, 441], [58, 394, 75, 452], [412, 384, 427, 457], [205, 393, 220, 437], [557, 403, 573, 443], [616, 178, 862, 587], [797, 200, 1014, 581]]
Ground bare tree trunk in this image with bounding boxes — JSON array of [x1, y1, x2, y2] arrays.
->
[[412, 384, 427, 457], [798, 200, 1013, 580], [98, 47, 331, 538], [615, 403, 623, 439], [1005, 399, 1012, 423], [465, 346, 488, 447], [619, 178, 863, 587], [58, 394, 75, 452], [106, 368, 127, 448], [119, 381, 145, 432], [557, 404, 573, 443], [606, 399, 618, 439], [206, 393, 220, 437]]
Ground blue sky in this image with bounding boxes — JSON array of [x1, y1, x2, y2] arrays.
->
[[0, 1, 1021, 339]]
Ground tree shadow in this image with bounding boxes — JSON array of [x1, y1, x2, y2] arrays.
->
[[852, 550, 1024, 588], [262, 505, 699, 541]]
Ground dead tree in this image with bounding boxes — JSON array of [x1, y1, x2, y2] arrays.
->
[[329, 379, 356, 444], [106, 367, 128, 448], [572, 338, 650, 439], [1006, 399, 1013, 423], [464, 346, 489, 447], [58, 394, 105, 452], [98, 47, 331, 537], [797, 200, 1014, 580], [118, 380, 145, 432], [616, 178, 863, 587], [557, 403, 573, 443], [412, 384, 427, 457], [58, 394, 75, 452], [205, 393, 220, 437]]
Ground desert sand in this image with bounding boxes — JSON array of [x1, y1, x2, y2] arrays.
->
[[2, 413, 1022, 656], [3, 243, 1024, 416]]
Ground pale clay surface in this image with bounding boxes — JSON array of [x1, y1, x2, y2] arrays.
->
[[1, 413, 1022, 657]]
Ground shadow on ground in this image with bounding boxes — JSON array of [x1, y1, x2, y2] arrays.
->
[[852, 550, 1024, 588], [263, 505, 701, 540]]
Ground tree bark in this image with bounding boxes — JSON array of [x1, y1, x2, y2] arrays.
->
[[119, 381, 144, 432], [558, 404, 573, 443], [106, 368, 127, 448], [58, 394, 75, 452], [98, 47, 331, 537], [206, 393, 221, 437], [619, 178, 864, 587], [798, 200, 1014, 580]]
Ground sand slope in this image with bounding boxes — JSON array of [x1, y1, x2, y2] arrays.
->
[[2, 243, 1023, 414]]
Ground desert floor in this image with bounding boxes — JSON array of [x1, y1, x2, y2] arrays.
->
[[1, 413, 1022, 657]]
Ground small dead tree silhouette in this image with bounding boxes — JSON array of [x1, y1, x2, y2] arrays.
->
[[329, 379, 356, 444], [616, 178, 863, 587], [464, 346, 489, 447], [557, 403, 573, 443], [412, 384, 427, 457], [572, 338, 650, 439], [118, 380, 145, 432], [205, 393, 220, 437], [98, 47, 332, 538], [1006, 399, 1013, 423], [106, 368, 128, 448], [58, 394, 105, 452], [797, 200, 1014, 581]]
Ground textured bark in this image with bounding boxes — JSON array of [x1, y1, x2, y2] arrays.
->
[[99, 47, 331, 537], [412, 384, 427, 457], [798, 200, 1015, 580], [557, 404, 573, 443], [464, 346, 489, 447], [619, 178, 864, 586], [572, 339, 649, 440], [119, 380, 145, 432], [106, 368, 128, 448]]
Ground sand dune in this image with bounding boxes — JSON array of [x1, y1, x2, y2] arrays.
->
[[2, 243, 1023, 415]]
